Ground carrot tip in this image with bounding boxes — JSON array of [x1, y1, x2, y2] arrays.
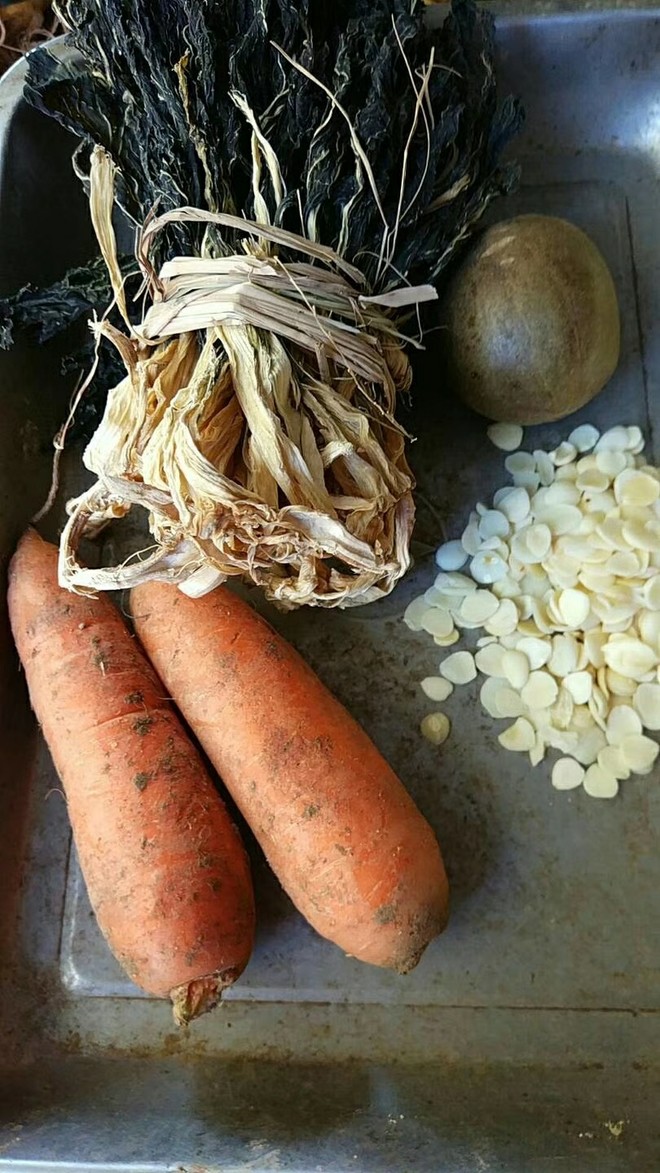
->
[[170, 969, 240, 1027]]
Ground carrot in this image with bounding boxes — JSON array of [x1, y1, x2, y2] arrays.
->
[[8, 531, 255, 1024], [131, 582, 449, 974]]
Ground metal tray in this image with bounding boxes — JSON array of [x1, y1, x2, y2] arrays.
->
[[1, 9, 660, 1170]]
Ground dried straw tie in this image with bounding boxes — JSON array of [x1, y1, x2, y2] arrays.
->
[[61, 147, 437, 608]]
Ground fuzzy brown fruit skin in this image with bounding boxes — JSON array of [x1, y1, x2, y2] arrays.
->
[[445, 214, 621, 425]]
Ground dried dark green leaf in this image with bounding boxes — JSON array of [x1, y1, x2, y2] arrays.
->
[[0, 252, 134, 436], [25, 0, 522, 284], [0, 252, 128, 348]]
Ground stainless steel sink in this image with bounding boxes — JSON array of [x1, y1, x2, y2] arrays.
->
[[1, 9, 660, 1170]]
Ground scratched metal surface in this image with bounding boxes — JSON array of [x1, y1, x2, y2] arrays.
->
[[1, 10, 660, 1170]]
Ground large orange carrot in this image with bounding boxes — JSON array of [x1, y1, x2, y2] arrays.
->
[[132, 583, 449, 973], [8, 532, 255, 1023]]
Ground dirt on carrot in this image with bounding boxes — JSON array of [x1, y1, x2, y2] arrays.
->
[[132, 581, 449, 974], [8, 530, 255, 1023]]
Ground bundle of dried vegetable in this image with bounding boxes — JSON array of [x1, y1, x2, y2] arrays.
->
[[20, 0, 521, 607]]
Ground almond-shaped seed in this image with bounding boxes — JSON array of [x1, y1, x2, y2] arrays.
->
[[498, 717, 536, 752], [493, 684, 526, 718], [501, 649, 530, 690], [633, 682, 660, 730], [620, 503, 650, 526], [576, 454, 599, 474], [583, 764, 619, 798], [603, 638, 657, 681], [460, 590, 500, 625], [521, 670, 558, 709], [590, 595, 627, 624], [521, 570, 552, 598], [518, 619, 544, 638], [545, 727, 580, 754], [598, 745, 631, 781], [424, 586, 447, 608], [500, 632, 523, 650], [551, 686, 575, 729], [619, 733, 659, 772], [544, 481, 582, 507], [527, 524, 553, 560], [614, 469, 660, 508], [505, 452, 536, 476], [573, 726, 608, 766], [606, 704, 642, 744], [607, 550, 643, 576], [404, 596, 428, 631], [576, 642, 590, 671], [531, 599, 554, 635], [596, 518, 632, 552], [420, 712, 451, 746], [596, 450, 627, 478], [583, 490, 617, 514], [563, 671, 593, 705], [475, 644, 507, 677], [549, 634, 579, 677], [440, 651, 477, 685], [555, 463, 579, 482], [461, 522, 482, 556], [435, 572, 477, 595], [605, 669, 636, 697], [572, 706, 595, 731], [579, 567, 615, 593], [643, 576, 660, 610], [597, 666, 610, 699], [481, 536, 509, 555], [487, 422, 523, 452], [511, 528, 544, 566], [639, 611, 660, 649], [471, 552, 508, 585], [551, 441, 577, 466], [480, 677, 504, 718], [544, 553, 580, 589], [513, 470, 542, 493], [546, 591, 566, 627], [559, 588, 591, 628], [497, 487, 531, 524], [552, 758, 585, 790], [576, 468, 611, 494], [493, 486, 513, 508], [478, 510, 510, 541], [595, 426, 631, 452], [516, 636, 551, 669], [420, 677, 454, 702], [485, 599, 519, 637], [602, 617, 634, 635], [432, 590, 463, 611], [569, 424, 600, 453], [535, 504, 583, 536], [622, 519, 660, 552], [493, 576, 523, 600], [435, 540, 469, 571], [534, 449, 556, 486], [421, 607, 455, 638]]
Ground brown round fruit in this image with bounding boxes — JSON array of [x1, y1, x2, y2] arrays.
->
[[445, 214, 621, 425]]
